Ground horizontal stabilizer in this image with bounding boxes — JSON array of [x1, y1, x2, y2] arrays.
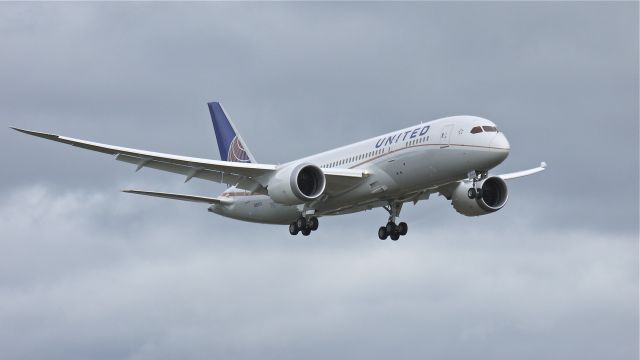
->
[[122, 189, 232, 205]]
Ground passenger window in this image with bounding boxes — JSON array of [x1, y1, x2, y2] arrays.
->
[[482, 126, 497, 132], [471, 126, 483, 134]]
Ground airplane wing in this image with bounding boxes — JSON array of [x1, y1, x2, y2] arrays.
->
[[498, 162, 547, 180], [431, 162, 548, 200], [11, 127, 366, 196]]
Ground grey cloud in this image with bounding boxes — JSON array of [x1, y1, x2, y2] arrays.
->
[[0, 185, 636, 360], [0, 2, 637, 359]]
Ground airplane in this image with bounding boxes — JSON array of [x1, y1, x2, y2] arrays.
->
[[11, 102, 546, 240]]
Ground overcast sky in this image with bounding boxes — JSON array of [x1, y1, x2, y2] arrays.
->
[[1, 2, 638, 360]]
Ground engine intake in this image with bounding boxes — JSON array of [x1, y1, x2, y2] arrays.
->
[[268, 163, 326, 205], [451, 176, 509, 216]]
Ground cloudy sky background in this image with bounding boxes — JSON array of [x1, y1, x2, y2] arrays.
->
[[1, 2, 637, 360]]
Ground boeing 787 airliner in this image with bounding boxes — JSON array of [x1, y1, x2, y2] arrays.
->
[[12, 102, 545, 240]]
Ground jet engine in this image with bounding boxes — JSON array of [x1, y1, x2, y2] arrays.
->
[[451, 176, 509, 216], [268, 163, 326, 205]]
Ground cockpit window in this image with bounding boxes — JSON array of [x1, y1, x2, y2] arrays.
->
[[482, 126, 498, 132], [470, 126, 483, 134]]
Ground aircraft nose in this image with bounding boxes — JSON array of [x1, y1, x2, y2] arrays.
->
[[489, 133, 510, 164], [490, 132, 510, 151]]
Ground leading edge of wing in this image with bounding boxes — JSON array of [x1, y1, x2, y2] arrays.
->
[[10, 127, 277, 174]]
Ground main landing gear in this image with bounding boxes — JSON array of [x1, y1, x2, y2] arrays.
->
[[378, 221, 408, 241], [378, 201, 408, 241], [289, 216, 319, 236]]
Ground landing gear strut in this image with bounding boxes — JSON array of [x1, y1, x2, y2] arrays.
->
[[467, 170, 486, 199], [378, 201, 408, 241], [289, 216, 319, 236]]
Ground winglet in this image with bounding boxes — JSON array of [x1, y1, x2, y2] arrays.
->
[[11, 127, 61, 141], [541, 161, 547, 169]]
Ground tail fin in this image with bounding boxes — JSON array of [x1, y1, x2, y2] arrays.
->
[[207, 102, 256, 163]]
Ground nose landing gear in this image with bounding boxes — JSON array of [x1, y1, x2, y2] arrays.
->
[[467, 187, 483, 199], [467, 170, 487, 199]]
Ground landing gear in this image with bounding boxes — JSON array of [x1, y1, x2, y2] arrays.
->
[[398, 222, 408, 236], [467, 188, 476, 199], [378, 222, 406, 241], [307, 217, 319, 231], [467, 187, 483, 199], [296, 217, 307, 230], [378, 201, 408, 240], [386, 221, 396, 235], [289, 222, 299, 235], [467, 171, 485, 199], [289, 216, 319, 236], [378, 226, 388, 240]]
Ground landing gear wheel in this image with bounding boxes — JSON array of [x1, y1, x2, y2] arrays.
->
[[301, 228, 311, 236], [308, 217, 319, 231], [398, 222, 408, 236], [390, 232, 400, 241], [386, 222, 396, 235], [289, 222, 299, 235], [296, 217, 307, 230], [467, 188, 477, 199], [378, 226, 388, 240]]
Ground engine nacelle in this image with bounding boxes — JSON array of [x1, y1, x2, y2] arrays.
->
[[451, 176, 509, 216], [267, 163, 326, 205]]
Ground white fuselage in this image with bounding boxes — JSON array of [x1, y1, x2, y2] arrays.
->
[[209, 115, 510, 224]]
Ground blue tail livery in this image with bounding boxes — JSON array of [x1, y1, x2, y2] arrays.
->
[[207, 102, 256, 163]]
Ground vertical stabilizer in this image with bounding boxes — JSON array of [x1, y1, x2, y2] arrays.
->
[[207, 102, 256, 163]]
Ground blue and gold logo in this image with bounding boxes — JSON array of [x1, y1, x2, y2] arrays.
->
[[228, 137, 250, 162]]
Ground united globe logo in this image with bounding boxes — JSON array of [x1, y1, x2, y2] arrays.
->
[[228, 136, 250, 162]]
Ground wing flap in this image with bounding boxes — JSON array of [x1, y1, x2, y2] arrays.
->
[[114, 153, 240, 184]]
